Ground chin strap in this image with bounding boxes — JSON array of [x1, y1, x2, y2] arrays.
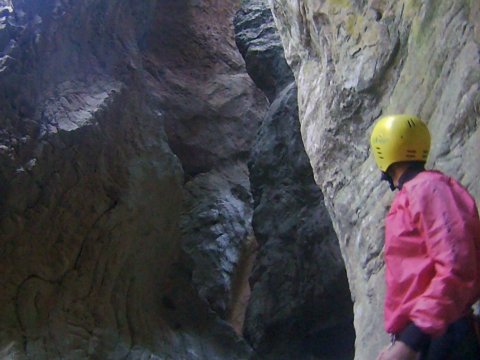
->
[[381, 172, 396, 191]]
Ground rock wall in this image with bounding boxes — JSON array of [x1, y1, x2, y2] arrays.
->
[[235, 1, 354, 359], [0, 0, 267, 358], [4, 0, 475, 358], [267, 0, 480, 358]]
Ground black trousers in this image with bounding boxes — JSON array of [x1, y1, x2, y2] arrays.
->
[[420, 316, 480, 359]]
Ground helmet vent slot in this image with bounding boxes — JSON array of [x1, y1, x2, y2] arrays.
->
[[370, 115, 430, 171], [406, 149, 417, 159]]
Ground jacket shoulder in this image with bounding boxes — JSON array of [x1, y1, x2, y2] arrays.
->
[[403, 170, 477, 209], [402, 170, 447, 192]]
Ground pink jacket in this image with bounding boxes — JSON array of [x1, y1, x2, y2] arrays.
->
[[384, 170, 480, 337]]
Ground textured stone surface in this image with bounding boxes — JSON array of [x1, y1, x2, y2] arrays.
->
[[235, 1, 354, 358], [180, 163, 256, 320], [268, 0, 480, 358], [246, 83, 354, 360], [234, 0, 294, 101], [0, 0, 266, 358]]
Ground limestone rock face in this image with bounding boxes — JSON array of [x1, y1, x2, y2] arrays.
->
[[0, 0, 266, 358], [180, 163, 255, 320], [234, 0, 294, 101], [235, 1, 354, 359], [267, 0, 480, 358], [245, 83, 355, 360]]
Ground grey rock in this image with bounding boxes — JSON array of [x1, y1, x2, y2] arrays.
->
[[267, 0, 480, 358], [235, 1, 354, 358], [234, 0, 294, 101], [180, 163, 255, 319], [246, 83, 354, 359]]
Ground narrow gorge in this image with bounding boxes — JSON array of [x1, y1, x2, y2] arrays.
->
[[0, 0, 478, 359]]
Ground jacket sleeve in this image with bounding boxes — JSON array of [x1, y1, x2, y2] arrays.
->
[[407, 178, 479, 337]]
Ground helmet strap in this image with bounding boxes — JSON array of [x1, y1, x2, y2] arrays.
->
[[381, 171, 396, 191]]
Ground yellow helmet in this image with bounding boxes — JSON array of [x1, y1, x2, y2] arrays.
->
[[370, 114, 431, 172]]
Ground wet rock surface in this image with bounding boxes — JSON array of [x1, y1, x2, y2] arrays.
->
[[268, 0, 480, 358], [245, 82, 354, 360], [235, 1, 354, 359], [180, 163, 255, 320]]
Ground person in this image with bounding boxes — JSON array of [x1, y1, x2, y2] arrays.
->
[[370, 114, 480, 359]]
